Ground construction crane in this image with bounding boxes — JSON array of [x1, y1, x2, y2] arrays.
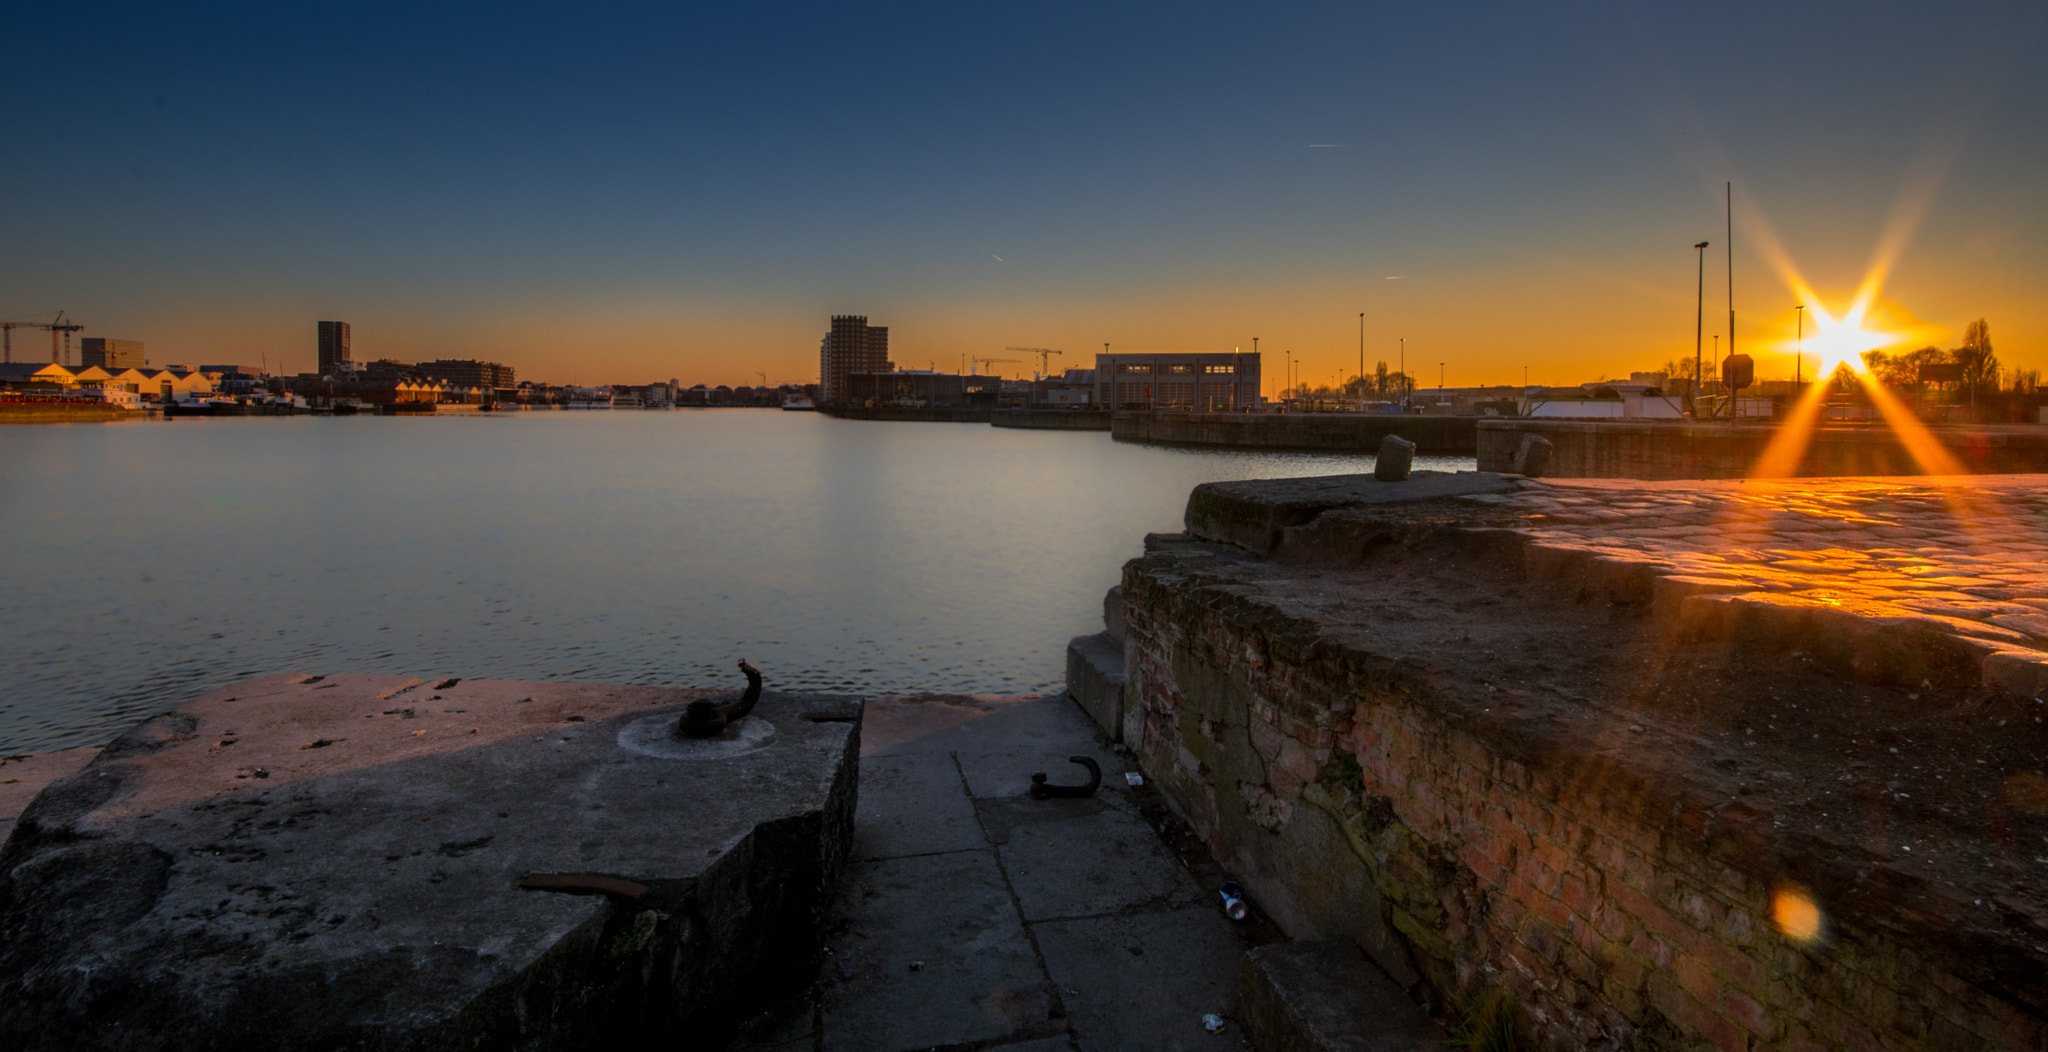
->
[[970, 357, 1020, 377], [1005, 347, 1063, 380], [1, 311, 85, 365]]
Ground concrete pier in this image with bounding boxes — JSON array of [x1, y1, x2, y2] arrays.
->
[[1477, 417, 2048, 479], [1112, 411, 1479, 454], [1113, 470, 2048, 1049], [990, 408, 1111, 430], [0, 673, 861, 1050], [820, 406, 993, 423]]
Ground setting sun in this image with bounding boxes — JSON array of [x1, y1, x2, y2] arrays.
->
[[1803, 305, 1895, 376]]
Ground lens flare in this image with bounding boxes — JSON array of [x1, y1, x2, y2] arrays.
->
[[1771, 885, 1826, 945], [1802, 305, 1894, 379]]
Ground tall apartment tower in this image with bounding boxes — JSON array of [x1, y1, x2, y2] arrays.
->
[[317, 321, 352, 376], [819, 315, 890, 406]]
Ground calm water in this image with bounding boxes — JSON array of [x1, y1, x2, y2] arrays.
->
[[0, 412, 1471, 753]]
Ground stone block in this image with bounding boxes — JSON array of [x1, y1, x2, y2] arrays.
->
[[1512, 433, 1554, 477], [1374, 434, 1415, 482], [1238, 941, 1444, 1051], [0, 673, 862, 1051], [1104, 584, 1127, 643], [1066, 631, 1127, 739]]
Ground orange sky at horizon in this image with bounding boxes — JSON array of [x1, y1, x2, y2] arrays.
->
[[116, 232, 2039, 398]]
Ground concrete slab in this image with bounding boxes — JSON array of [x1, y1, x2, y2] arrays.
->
[[981, 797, 1204, 922], [952, 697, 1130, 802], [1237, 942, 1444, 1052], [0, 672, 861, 1051], [730, 993, 817, 1052], [0, 746, 98, 842], [1186, 471, 1517, 554], [860, 693, 1042, 756], [852, 751, 985, 861], [1033, 906, 1254, 1052], [820, 849, 1061, 1052]]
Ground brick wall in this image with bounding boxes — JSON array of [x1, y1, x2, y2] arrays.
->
[[1120, 547, 2047, 1051]]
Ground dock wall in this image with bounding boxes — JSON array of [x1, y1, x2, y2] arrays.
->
[[1108, 474, 2047, 1049], [990, 409, 1111, 431], [1477, 418, 2048, 479], [1111, 412, 1478, 453], [820, 406, 994, 423]]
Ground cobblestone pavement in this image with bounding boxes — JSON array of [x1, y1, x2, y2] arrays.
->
[[1468, 475, 2048, 698], [733, 693, 1263, 1052]]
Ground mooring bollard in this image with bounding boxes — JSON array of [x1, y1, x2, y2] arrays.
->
[[1375, 433, 1415, 482]]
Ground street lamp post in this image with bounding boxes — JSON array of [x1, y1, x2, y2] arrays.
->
[[1794, 305, 1806, 388], [1357, 312, 1365, 412], [1693, 241, 1709, 418], [1399, 337, 1406, 411]]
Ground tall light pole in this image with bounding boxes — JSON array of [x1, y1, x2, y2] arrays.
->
[[1283, 346, 1291, 407], [1712, 333, 1720, 411], [1794, 305, 1806, 387], [1726, 182, 1736, 421], [1693, 241, 1709, 418], [1399, 337, 1407, 411], [1357, 312, 1365, 412]]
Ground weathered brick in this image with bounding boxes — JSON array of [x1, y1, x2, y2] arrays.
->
[[1650, 974, 1749, 1052], [1123, 526, 2048, 1052], [1675, 953, 1721, 1004], [1721, 986, 1775, 1041]]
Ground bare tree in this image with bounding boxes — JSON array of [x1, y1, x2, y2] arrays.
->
[[1954, 318, 1998, 395]]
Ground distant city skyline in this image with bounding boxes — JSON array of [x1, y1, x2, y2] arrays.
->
[[3, 2, 2042, 390]]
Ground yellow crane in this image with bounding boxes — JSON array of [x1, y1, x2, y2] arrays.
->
[[1006, 347, 1064, 380], [970, 356, 1020, 377]]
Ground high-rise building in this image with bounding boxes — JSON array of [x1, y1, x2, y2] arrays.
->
[[78, 338, 145, 369], [819, 315, 891, 406], [317, 321, 352, 376]]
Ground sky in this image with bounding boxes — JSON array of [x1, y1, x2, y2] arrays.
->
[[4, 1, 2044, 391]]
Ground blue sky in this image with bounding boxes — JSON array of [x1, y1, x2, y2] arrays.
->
[[4, 1, 2043, 387]]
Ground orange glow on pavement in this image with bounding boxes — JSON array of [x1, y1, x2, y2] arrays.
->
[[1750, 378, 1831, 478]]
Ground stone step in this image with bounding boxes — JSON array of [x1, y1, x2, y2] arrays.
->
[[1238, 942, 1445, 1052], [1065, 631, 1126, 738]]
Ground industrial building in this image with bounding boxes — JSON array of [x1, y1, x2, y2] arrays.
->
[[415, 359, 517, 388], [79, 338, 145, 369], [317, 321, 352, 376], [819, 315, 890, 406], [1093, 351, 1261, 410], [843, 370, 999, 408]]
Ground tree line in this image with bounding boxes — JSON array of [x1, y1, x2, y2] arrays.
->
[[1854, 319, 2036, 393]]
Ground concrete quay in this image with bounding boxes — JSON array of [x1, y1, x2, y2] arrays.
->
[[1478, 417, 2048, 479], [0, 674, 862, 1050], [1104, 469, 2048, 1050], [991, 408, 1112, 431], [1112, 412, 1479, 454], [3, 678, 1429, 1050], [820, 406, 994, 423]]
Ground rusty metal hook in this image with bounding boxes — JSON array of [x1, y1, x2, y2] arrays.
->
[[677, 659, 763, 739], [1029, 756, 1102, 799]]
